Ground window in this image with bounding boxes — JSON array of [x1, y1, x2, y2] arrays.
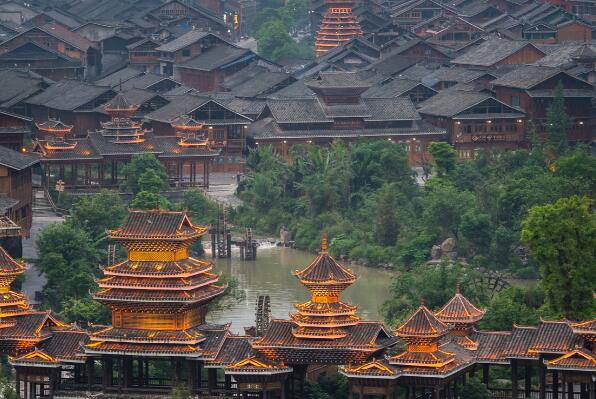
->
[[511, 95, 520, 107], [182, 48, 190, 57]]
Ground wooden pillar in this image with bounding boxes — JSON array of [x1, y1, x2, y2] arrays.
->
[[406, 385, 411, 399], [86, 359, 94, 391], [581, 383, 587, 399], [188, 361, 197, 392], [207, 368, 217, 394], [14, 369, 19, 396], [512, 359, 519, 399], [525, 364, 532, 398], [568, 382, 574, 399], [539, 356, 546, 399], [434, 386, 440, 399], [102, 357, 112, 389], [553, 370, 559, 399], [123, 357, 132, 389], [483, 364, 489, 386], [454, 380, 458, 399], [137, 358, 143, 387], [173, 359, 182, 384]]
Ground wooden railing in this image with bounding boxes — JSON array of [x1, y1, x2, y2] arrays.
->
[[488, 388, 583, 399]]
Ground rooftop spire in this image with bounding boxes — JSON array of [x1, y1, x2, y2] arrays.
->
[[321, 232, 328, 252]]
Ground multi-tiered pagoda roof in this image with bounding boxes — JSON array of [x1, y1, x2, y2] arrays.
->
[[315, 0, 363, 56], [99, 92, 146, 143], [249, 235, 396, 365], [0, 246, 67, 355], [86, 209, 226, 357]]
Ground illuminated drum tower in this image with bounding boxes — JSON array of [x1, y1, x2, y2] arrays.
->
[[315, 0, 363, 56]]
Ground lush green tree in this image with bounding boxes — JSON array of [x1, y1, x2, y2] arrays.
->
[[138, 169, 168, 193], [428, 142, 457, 176], [68, 190, 127, 238], [252, 8, 283, 33], [181, 189, 219, 224], [422, 183, 474, 239], [521, 196, 596, 320], [555, 149, 596, 193], [256, 20, 294, 60], [36, 223, 100, 311], [460, 211, 492, 255], [121, 154, 168, 194], [461, 377, 491, 399], [130, 191, 171, 210], [545, 83, 571, 155], [61, 297, 110, 324], [373, 183, 399, 246], [479, 287, 541, 330]]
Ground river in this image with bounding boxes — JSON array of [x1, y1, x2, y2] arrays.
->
[[206, 244, 395, 334]]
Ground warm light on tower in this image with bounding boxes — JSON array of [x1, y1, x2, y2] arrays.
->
[[315, 0, 362, 57]]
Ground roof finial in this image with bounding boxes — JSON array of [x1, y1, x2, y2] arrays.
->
[[455, 279, 461, 294], [419, 296, 425, 306], [321, 231, 328, 252]]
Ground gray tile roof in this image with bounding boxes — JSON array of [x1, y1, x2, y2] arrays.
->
[[363, 79, 433, 98], [248, 117, 444, 139], [418, 90, 492, 117], [222, 64, 292, 98], [155, 30, 212, 52], [176, 44, 252, 71], [452, 39, 544, 67], [94, 67, 145, 87], [265, 97, 420, 123], [0, 145, 39, 170], [490, 65, 562, 89], [144, 94, 210, 123], [0, 197, 19, 212], [26, 80, 113, 111]]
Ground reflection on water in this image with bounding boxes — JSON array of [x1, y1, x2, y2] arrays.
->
[[207, 246, 395, 334]]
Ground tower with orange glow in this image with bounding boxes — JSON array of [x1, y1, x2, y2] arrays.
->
[[35, 119, 76, 151], [86, 209, 225, 357], [171, 115, 209, 148], [99, 92, 146, 143], [315, 0, 363, 56], [290, 234, 361, 339]]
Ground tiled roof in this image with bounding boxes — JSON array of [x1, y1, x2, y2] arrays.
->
[[503, 325, 538, 359], [528, 320, 577, 354], [418, 90, 493, 117], [452, 39, 543, 67], [248, 118, 445, 140], [0, 198, 19, 213], [177, 44, 252, 71], [294, 252, 356, 284], [92, 326, 206, 345], [472, 331, 511, 363], [0, 246, 25, 274], [94, 283, 225, 303], [435, 290, 485, 325], [571, 319, 596, 335], [104, 258, 211, 277], [490, 65, 563, 89], [155, 30, 212, 52], [94, 67, 145, 87], [225, 356, 292, 374], [254, 320, 397, 349], [0, 146, 39, 170], [85, 341, 199, 356], [38, 24, 95, 51], [395, 304, 450, 339], [26, 80, 113, 111], [109, 209, 205, 239], [363, 79, 435, 98], [546, 348, 596, 371], [0, 312, 55, 339], [306, 71, 373, 89], [38, 330, 89, 362], [206, 336, 254, 366]]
